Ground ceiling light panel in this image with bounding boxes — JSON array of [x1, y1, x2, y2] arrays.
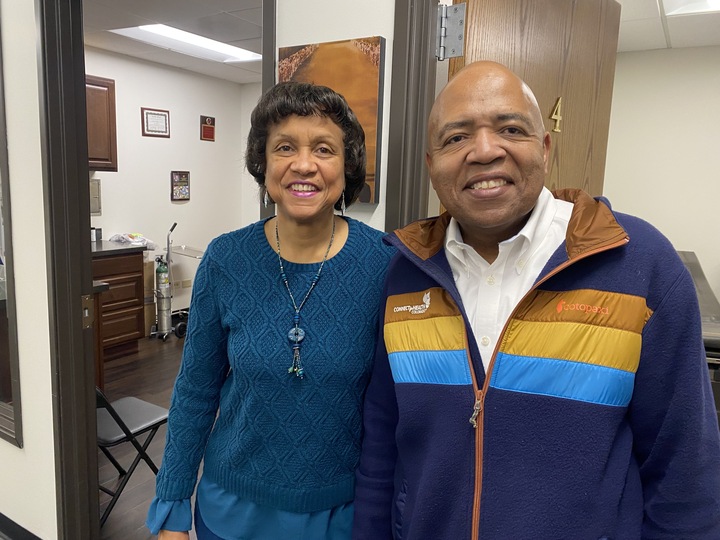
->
[[663, 0, 720, 15], [110, 24, 261, 63]]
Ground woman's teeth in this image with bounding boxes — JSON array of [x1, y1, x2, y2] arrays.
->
[[291, 184, 318, 192]]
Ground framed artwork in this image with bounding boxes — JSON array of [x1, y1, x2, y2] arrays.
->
[[278, 36, 385, 204], [141, 107, 170, 138], [171, 170, 190, 201]]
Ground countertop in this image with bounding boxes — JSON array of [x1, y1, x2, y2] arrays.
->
[[91, 240, 148, 258], [678, 251, 720, 352]]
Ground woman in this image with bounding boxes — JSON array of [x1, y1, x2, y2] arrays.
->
[[146, 82, 395, 539]]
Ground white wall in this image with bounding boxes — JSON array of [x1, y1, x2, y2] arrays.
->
[[604, 46, 720, 299], [276, 0, 396, 232], [86, 48, 261, 309], [0, 0, 58, 537]]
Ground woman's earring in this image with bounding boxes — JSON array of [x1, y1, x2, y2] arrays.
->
[[340, 192, 346, 216], [263, 190, 269, 208]]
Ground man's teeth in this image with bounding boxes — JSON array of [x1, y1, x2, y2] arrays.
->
[[470, 179, 507, 190], [291, 184, 318, 192]]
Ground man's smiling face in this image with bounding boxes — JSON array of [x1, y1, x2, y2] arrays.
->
[[426, 62, 550, 252]]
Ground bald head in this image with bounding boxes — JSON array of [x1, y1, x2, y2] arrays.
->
[[428, 61, 546, 150]]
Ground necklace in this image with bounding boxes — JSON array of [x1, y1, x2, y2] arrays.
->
[[275, 218, 335, 379]]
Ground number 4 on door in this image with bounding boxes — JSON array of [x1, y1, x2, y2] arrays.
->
[[550, 97, 563, 133]]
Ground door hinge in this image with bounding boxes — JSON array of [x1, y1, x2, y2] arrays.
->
[[81, 294, 94, 329], [436, 3, 466, 61]]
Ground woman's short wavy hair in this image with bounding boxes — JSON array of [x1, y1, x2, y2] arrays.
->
[[245, 81, 367, 211]]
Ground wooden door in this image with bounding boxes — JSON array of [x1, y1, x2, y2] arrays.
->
[[450, 0, 621, 195]]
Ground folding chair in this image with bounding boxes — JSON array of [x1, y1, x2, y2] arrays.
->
[[96, 387, 169, 527]]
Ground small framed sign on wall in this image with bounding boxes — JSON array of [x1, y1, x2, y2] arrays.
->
[[171, 170, 190, 201], [200, 115, 215, 142], [142, 107, 170, 137]]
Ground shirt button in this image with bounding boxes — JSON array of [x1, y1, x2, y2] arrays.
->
[[480, 336, 490, 347], [486, 275, 495, 285]]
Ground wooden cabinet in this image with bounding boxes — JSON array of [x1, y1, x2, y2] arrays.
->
[[92, 251, 144, 360], [86, 74, 118, 171]]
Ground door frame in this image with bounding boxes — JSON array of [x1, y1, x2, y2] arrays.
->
[[37, 0, 100, 537], [384, 0, 438, 231]]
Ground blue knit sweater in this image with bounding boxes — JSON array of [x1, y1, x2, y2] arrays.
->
[[155, 217, 394, 512]]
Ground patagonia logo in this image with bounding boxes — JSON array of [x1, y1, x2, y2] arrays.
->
[[556, 299, 609, 315], [394, 291, 431, 314]]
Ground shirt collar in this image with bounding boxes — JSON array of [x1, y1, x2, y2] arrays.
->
[[445, 216, 474, 274], [444, 187, 559, 274]]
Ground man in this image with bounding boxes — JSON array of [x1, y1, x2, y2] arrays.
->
[[352, 61, 720, 539]]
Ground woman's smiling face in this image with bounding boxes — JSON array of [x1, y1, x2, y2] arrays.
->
[[265, 114, 345, 224]]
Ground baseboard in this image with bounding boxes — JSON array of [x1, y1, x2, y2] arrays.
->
[[0, 514, 41, 540]]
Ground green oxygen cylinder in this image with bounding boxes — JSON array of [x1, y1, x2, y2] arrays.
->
[[155, 255, 169, 288], [155, 255, 172, 334]]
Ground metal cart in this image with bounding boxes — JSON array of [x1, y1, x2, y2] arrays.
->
[[149, 223, 203, 341]]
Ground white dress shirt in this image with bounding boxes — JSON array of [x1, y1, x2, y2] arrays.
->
[[445, 187, 573, 372]]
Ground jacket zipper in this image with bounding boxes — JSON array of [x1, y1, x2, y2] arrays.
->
[[469, 388, 484, 540], [462, 319, 484, 540], [469, 397, 482, 428], [467, 236, 628, 540]]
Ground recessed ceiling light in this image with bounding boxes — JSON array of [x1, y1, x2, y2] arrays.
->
[[110, 24, 261, 63], [663, 0, 720, 16]]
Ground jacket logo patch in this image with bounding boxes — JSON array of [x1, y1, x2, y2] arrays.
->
[[556, 299, 609, 315], [394, 291, 431, 314]]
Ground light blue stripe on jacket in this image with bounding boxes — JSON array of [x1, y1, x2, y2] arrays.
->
[[389, 350, 472, 385], [490, 352, 635, 406]]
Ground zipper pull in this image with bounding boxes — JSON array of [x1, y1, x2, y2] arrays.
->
[[469, 395, 483, 428]]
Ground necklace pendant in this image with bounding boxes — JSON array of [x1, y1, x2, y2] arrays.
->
[[277, 218, 334, 382], [287, 327, 305, 343]]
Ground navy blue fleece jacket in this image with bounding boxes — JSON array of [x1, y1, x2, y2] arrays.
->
[[353, 189, 720, 540]]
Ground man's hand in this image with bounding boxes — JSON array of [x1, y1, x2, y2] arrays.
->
[[157, 530, 189, 540]]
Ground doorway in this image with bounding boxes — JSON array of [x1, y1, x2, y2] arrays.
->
[[42, 0, 431, 537]]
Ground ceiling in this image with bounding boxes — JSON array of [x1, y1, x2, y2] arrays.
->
[[82, 0, 720, 85], [617, 0, 720, 51], [82, 0, 263, 84]]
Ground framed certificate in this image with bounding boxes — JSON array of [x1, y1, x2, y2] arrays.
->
[[141, 107, 170, 137]]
